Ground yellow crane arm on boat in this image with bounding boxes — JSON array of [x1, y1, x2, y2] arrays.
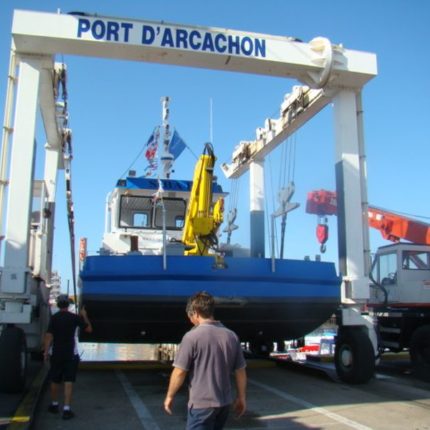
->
[[182, 143, 224, 256]]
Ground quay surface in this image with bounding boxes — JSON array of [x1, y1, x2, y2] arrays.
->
[[11, 357, 430, 430]]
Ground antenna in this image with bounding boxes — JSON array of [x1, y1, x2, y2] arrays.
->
[[160, 96, 174, 179], [209, 98, 213, 144]]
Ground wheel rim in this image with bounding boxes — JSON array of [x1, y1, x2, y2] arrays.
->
[[20, 346, 26, 378], [340, 345, 353, 369]]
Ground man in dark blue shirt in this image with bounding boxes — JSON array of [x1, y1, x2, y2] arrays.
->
[[44, 295, 92, 420]]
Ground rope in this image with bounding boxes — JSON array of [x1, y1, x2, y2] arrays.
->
[[118, 126, 198, 180], [278, 133, 298, 258], [181, 129, 199, 160], [118, 127, 159, 179], [289, 133, 297, 183], [265, 154, 277, 257], [65, 149, 77, 309], [55, 63, 78, 309], [228, 178, 240, 212]]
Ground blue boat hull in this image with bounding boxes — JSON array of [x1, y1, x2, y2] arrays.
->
[[79, 255, 341, 344]]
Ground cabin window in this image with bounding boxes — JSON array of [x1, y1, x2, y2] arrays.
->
[[175, 215, 185, 228], [372, 252, 397, 284], [119, 195, 186, 230], [119, 196, 152, 229], [402, 250, 430, 270], [154, 198, 186, 230], [133, 213, 148, 227]]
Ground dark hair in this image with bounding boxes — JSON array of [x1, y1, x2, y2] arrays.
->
[[56, 294, 70, 309], [186, 291, 215, 319]]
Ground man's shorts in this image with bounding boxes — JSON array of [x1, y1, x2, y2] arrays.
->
[[49, 355, 80, 383]]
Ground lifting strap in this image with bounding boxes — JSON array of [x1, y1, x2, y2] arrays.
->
[[273, 133, 298, 258], [224, 178, 240, 244]]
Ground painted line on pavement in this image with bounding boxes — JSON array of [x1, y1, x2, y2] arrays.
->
[[0, 416, 30, 425], [6, 364, 48, 430], [116, 370, 161, 430], [249, 378, 373, 430]]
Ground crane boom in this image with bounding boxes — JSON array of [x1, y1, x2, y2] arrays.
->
[[182, 143, 224, 256], [306, 190, 430, 245], [367, 206, 430, 244]]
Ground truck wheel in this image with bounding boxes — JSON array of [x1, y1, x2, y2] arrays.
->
[[335, 328, 375, 384], [410, 325, 430, 381], [0, 326, 27, 393]]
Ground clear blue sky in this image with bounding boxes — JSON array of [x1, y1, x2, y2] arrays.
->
[[1, 0, 430, 291]]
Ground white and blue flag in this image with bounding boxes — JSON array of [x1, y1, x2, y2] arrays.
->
[[169, 130, 186, 160]]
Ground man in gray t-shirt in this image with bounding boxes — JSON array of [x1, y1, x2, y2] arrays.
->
[[164, 291, 247, 429]]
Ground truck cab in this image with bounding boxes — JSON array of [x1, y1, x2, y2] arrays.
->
[[370, 243, 430, 306], [368, 243, 430, 377]]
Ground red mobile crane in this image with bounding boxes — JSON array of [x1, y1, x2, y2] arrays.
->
[[306, 189, 430, 245], [307, 190, 430, 378]]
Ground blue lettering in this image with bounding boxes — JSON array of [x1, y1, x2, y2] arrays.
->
[[78, 18, 134, 42], [121, 23, 133, 42], [241, 37, 253, 56], [161, 28, 174, 47], [142, 25, 155, 44], [75, 18, 266, 57], [214, 34, 227, 53], [92, 20, 106, 40], [202, 32, 215, 52], [228, 35, 241, 55], [176, 29, 188, 49], [189, 30, 201, 50], [107, 22, 120, 41], [77, 18, 91, 37], [255, 38, 266, 57]]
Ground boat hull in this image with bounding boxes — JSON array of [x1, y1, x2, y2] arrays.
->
[[79, 255, 341, 344]]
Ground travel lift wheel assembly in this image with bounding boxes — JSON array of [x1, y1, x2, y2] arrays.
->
[[334, 327, 375, 384], [0, 326, 27, 393]]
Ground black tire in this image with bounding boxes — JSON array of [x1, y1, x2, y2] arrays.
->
[[335, 328, 375, 384], [410, 325, 430, 381], [0, 326, 28, 393]]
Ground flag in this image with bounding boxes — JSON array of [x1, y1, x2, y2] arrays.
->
[[169, 130, 186, 160], [145, 127, 159, 162], [144, 127, 159, 177]]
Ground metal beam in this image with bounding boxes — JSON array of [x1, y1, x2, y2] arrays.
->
[[334, 90, 369, 302], [38, 62, 62, 151], [221, 86, 334, 179], [12, 11, 376, 89], [2, 57, 41, 294], [250, 160, 265, 258]]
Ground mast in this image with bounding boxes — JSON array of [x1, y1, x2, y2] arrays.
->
[[160, 96, 174, 179]]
